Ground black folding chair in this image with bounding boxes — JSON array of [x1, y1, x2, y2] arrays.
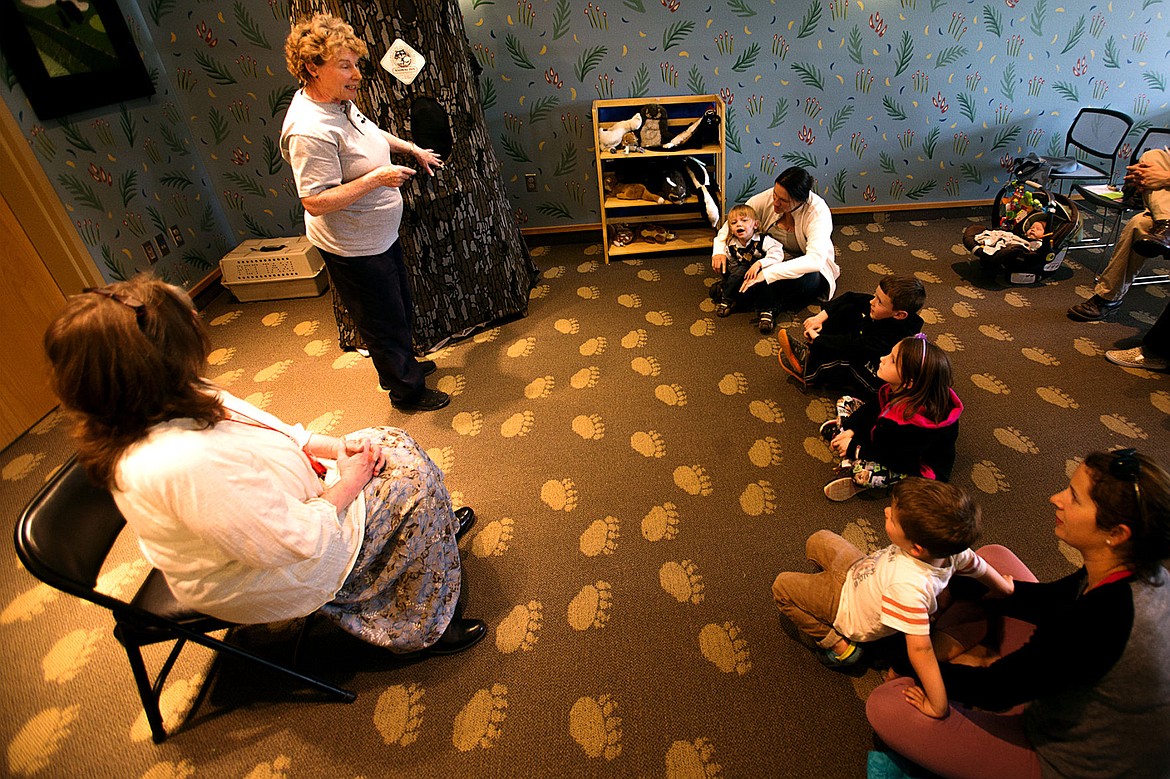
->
[[1043, 107, 1134, 194], [14, 455, 355, 743]]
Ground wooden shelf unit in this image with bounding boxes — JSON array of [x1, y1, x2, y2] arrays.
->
[[592, 95, 726, 263]]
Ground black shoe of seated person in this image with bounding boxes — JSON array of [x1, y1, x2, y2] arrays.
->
[[454, 506, 476, 540], [427, 617, 487, 655], [1067, 294, 1123, 322]]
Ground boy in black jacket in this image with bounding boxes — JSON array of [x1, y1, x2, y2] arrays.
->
[[778, 274, 925, 397]]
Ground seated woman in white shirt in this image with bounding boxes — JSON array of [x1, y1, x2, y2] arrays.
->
[[43, 275, 485, 656], [711, 166, 840, 334]]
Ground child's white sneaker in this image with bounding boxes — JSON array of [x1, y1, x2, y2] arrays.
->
[[824, 476, 865, 501]]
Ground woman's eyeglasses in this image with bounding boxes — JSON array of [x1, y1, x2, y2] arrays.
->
[[1109, 448, 1144, 524], [84, 287, 146, 329]]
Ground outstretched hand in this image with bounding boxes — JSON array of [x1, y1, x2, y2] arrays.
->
[[903, 684, 949, 719]]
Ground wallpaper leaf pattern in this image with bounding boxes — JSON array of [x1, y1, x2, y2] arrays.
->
[[1, 0, 1168, 280]]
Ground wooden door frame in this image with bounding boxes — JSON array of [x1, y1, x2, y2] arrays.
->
[[0, 102, 103, 294]]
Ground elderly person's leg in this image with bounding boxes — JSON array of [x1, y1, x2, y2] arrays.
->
[[1070, 149, 1170, 322], [320, 426, 484, 654], [866, 677, 1043, 779], [1134, 147, 1170, 256]]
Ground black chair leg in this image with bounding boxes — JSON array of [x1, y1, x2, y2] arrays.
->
[[120, 640, 170, 743]]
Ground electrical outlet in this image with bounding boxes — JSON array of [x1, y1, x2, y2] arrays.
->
[[525, 173, 537, 192]]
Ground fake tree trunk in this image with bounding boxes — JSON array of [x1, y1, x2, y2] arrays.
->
[[292, 0, 536, 352]]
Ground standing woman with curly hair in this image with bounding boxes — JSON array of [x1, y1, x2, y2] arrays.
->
[[281, 13, 447, 412]]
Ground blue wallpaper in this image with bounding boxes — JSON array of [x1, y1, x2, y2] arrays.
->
[[2, 0, 1168, 286]]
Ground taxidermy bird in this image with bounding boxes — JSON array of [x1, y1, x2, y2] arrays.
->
[[598, 113, 643, 152], [683, 157, 719, 227]]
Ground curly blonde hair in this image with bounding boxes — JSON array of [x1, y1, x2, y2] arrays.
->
[[284, 13, 368, 85]]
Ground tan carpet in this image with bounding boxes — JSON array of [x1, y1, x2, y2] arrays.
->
[[1, 215, 1168, 777]]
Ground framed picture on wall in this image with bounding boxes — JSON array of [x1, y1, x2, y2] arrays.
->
[[0, 0, 154, 120]]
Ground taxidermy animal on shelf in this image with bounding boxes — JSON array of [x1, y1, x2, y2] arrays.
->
[[598, 113, 643, 151], [683, 157, 720, 227], [603, 172, 665, 203], [662, 108, 720, 150]]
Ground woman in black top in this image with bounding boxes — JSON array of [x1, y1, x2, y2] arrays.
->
[[866, 449, 1170, 779]]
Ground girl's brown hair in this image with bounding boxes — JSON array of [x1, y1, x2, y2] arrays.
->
[[887, 335, 955, 423], [43, 276, 225, 488], [284, 13, 368, 85]]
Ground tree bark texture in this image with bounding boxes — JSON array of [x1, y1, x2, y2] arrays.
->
[[291, 0, 536, 352]]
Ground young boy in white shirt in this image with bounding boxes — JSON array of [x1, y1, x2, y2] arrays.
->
[[771, 478, 1014, 718]]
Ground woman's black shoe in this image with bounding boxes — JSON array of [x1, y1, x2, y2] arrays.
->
[[455, 506, 476, 540], [427, 618, 487, 655], [391, 387, 450, 412]]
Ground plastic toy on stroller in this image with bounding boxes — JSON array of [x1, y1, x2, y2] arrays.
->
[[962, 158, 1082, 285]]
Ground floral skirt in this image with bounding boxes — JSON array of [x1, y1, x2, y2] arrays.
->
[[318, 427, 461, 652]]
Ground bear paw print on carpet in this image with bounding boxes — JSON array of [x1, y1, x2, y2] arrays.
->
[[1151, 390, 1170, 415], [471, 518, 514, 557], [452, 685, 508, 752], [496, 601, 543, 653], [1, 452, 46, 482], [739, 481, 777, 516], [577, 285, 601, 300], [554, 317, 580, 334], [666, 737, 722, 779], [617, 293, 642, 308], [302, 340, 330, 357], [915, 270, 944, 284], [674, 465, 713, 496], [306, 410, 344, 436], [971, 373, 1011, 395], [507, 337, 537, 358], [1036, 386, 1079, 409], [631, 430, 667, 458], [452, 411, 484, 437], [425, 446, 455, 472], [524, 375, 555, 398], [849, 240, 870, 252], [571, 366, 602, 389], [474, 327, 501, 344], [1022, 347, 1060, 366], [842, 518, 883, 554], [374, 683, 425, 746], [978, 324, 1013, 342], [209, 310, 243, 326], [568, 582, 613, 630], [718, 372, 749, 395], [955, 285, 985, 300], [207, 346, 237, 366], [753, 338, 778, 358], [690, 318, 717, 337], [950, 301, 977, 319], [994, 427, 1040, 455], [971, 461, 1011, 494], [750, 399, 786, 424], [570, 695, 623, 760], [699, 622, 751, 675], [572, 414, 606, 440], [131, 674, 205, 742], [934, 333, 964, 352], [1, 583, 58, 625], [683, 261, 706, 275], [261, 312, 287, 327], [803, 437, 834, 463], [1072, 337, 1102, 357], [660, 560, 704, 604], [542, 264, 565, 278], [1099, 414, 1148, 440], [1003, 290, 1031, 308], [530, 283, 551, 299], [211, 368, 245, 386], [919, 306, 943, 325], [882, 235, 908, 247], [656, 383, 688, 407], [331, 352, 363, 370], [541, 478, 579, 511], [621, 328, 648, 349], [631, 355, 662, 377], [638, 269, 662, 282], [580, 336, 608, 356], [642, 503, 681, 542], [436, 374, 467, 397], [910, 248, 937, 261], [577, 260, 600, 273], [580, 517, 620, 557], [748, 437, 783, 467], [293, 320, 319, 336], [500, 411, 536, 438], [42, 628, 103, 684], [646, 310, 673, 327]]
